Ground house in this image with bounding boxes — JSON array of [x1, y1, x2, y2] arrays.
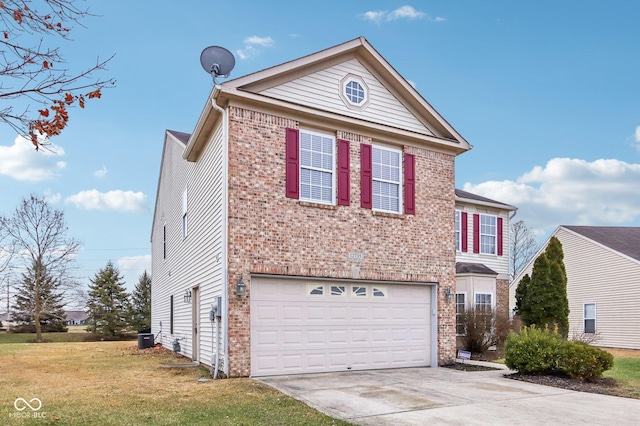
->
[[65, 310, 87, 326], [151, 37, 472, 377], [454, 189, 516, 339], [509, 226, 640, 350]]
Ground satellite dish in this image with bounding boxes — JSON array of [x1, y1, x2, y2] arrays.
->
[[200, 46, 235, 82]]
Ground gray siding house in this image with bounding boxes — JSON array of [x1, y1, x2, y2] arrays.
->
[[510, 226, 640, 350]]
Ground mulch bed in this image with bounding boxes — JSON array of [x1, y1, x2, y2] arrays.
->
[[128, 343, 178, 356], [442, 362, 501, 372], [505, 373, 629, 398]]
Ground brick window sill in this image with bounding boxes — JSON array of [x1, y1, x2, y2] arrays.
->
[[299, 201, 338, 211]]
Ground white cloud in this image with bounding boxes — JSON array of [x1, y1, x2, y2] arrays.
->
[[0, 135, 66, 181], [117, 254, 151, 290], [359, 5, 444, 23], [65, 189, 149, 214], [44, 190, 62, 204], [237, 36, 274, 60], [463, 158, 640, 237], [94, 165, 108, 178], [632, 125, 640, 151]]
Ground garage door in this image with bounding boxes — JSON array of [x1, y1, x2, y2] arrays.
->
[[250, 276, 433, 376]]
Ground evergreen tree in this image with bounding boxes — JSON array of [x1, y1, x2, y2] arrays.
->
[[86, 261, 131, 338], [129, 271, 151, 333], [545, 237, 570, 337], [515, 237, 570, 337], [514, 273, 530, 322], [13, 260, 68, 332]]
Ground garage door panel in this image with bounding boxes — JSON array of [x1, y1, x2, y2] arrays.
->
[[251, 277, 432, 376]]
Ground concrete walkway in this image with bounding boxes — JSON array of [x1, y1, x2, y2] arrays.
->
[[259, 363, 640, 425]]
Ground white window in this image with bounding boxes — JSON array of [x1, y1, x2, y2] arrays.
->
[[372, 287, 387, 297], [182, 188, 188, 239], [372, 146, 402, 213], [480, 214, 497, 254], [475, 293, 492, 312], [340, 74, 369, 109], [307, 285, 324, 296], [331, 285, 346, 296], [455, 210, 461, 252], [345, 80, 365, 104], [352, 286, 367, 297], [584, 303, 596, 333], [299, 130, 335, 204], [456, 293, 466, 335]]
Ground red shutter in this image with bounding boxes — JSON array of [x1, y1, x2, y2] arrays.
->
[[497, 217, 503, 256], [461, 212, 468, 252], [473, 214, 480, 254], [285, 128, 299, 199], [403, 153, 415, 215], [337, 139, 350, 206], [360, 144, 372, 209]]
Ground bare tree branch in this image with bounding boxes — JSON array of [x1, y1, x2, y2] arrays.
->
[[510, 220, 538, 282], [0, 0, 115, 149]]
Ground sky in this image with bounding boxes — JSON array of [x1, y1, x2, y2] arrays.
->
[[1, 1, 639, 302]]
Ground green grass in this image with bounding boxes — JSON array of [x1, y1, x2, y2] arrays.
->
[[604, 357, 640, 399], [0, 331, 89, 344], [0, 340, 352, 426]]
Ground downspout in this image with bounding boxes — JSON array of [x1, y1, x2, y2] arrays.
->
[[210, 85, 230, 377]]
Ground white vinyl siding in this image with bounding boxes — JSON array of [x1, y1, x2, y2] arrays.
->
[[480, 214, 497, 255], [372, 145, 401, 213], [584, 303, 596, 333], [151, 125, 226, 370], [299, 130, 335, 204], [182, 188, 188, 239], [258, 59, 435, 137]]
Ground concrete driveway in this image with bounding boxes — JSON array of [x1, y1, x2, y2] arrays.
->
[[259, 363, 640, 425]]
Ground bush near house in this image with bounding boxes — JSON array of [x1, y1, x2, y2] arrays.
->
[[505, 326, 613, 381], [458, 309, 510, 354]]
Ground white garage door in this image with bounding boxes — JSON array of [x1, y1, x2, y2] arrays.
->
[[250, 276, 433, 376]]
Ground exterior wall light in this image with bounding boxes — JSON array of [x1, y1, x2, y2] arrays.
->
[[183, 289, 192, 303], [235, 277, 246, 297], [444, 287, 453, 303]]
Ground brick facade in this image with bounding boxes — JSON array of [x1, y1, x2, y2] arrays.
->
[[225, 106, 457, 377]]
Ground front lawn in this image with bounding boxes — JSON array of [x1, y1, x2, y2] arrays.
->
[[0, 341, 352, 425], [604, 348, 640, 399]]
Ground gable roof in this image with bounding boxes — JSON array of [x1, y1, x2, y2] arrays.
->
[[563, 226, 640, 262], [455, 189, 517, 212], [184, 37, 472, 161]]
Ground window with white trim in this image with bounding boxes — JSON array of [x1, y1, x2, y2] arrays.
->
[[340, 74, 369, 109], [475, 293, 492, 312], [456, 293, 466, 335], [331, 285, 346, 296], [299, 129, 335, 204], [455, 210, 461, 252], [307, 285, 324, 296], [352, 286, 367, 297], [480, 214, 497, 254], [182, 188, 188, 239], [372, 145, 402, 213], [584, 303, 596, 333]]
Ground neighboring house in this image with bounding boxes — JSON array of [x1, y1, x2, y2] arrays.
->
[[454, 189, 516, 340], [65, 310, 87, 326], [0, 312, 16, 328], [151, 37, 472, 377], [510, 226, 640, 350]]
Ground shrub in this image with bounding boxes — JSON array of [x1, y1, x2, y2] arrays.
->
[[505, 326, 614, 380], [504, 326, 563, 374], [556, 341, 614, 381], [458, 309, 510, 354]]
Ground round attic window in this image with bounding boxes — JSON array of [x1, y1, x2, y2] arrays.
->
[[340, 74, 370, 110], [345, 80, 365, 104]]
